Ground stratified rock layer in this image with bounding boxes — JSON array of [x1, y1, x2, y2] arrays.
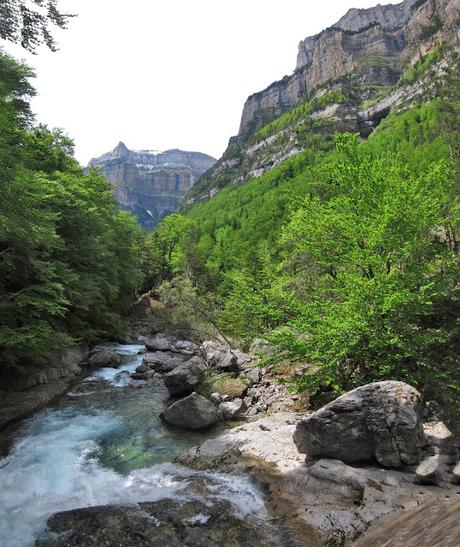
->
[[89, 143, 215, 228]]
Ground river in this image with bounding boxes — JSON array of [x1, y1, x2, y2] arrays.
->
[[0, 344, 265, 546]]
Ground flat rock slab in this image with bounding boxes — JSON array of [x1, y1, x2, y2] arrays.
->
[[177, 412, 304, 472]]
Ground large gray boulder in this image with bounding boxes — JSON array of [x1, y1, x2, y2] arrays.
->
[[293, 381, 424, 467], [161, 392, 220, 430], [88, 349, 121, 368], [163, 356, 207, 396], [142, 351, 187, 373]]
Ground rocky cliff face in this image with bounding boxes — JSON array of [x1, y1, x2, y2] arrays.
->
[[89, 143, 215, 229], [184, 0, 459, 206], [240, 0, 458, 136]]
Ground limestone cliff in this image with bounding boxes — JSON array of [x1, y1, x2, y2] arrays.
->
[[89, 143, 215, 229], [184, 0, 459, 206]]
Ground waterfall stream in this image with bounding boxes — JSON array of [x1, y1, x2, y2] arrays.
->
[[0, 344, 265, 547]]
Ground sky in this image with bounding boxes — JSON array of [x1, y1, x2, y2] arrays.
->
[[2, 0, 402, 165]]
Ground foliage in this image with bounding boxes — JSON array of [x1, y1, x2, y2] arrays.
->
[[0, 0, 73, 51], [0, 51, 143, 376], [255, 91, 348, 141]]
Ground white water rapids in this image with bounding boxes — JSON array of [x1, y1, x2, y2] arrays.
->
[[0, 345, 265, 546]]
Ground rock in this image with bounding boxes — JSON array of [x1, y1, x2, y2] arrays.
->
[[174, 339, 199, 355], [201, 340, 237, 371], [423, 420, 458, 464], [131, 370, 156, 381], [219, 398, 245, 420], [233, 350, 252, 368], [142, 351, 188, 373], [354, 498, 460, 547], [177, 412, 303, 472], [144, 333, 175, 352], [293, 381, 424, 467], [209, 392, 223, 404], [134, 362, 150, 373], [88, 146, 216, 230], [161, 392, 220, 430], [452, 462, 460, 484], [240, 368, 261, 386], [88, 349, 121, 368], [212, 377, 247, 398], [416, 454, 447, 485], [163, 356, 207, 396], [36, 498, 289, 547]]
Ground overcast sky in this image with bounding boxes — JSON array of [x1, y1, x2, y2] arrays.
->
[[2, 0, 402, 164]]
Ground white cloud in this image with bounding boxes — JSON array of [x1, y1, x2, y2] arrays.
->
[[2, 0, 403, 165]]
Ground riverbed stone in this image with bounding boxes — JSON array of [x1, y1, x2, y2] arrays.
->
[[145, 333, 176, 352], [161, 392, 220, 430], [293, 381, 424, 467], [174, 339, 199, 355], [452, 462, 460, 484], [219, 398, 245, 420], [88, 349, 121, 368], [36, 498, 290, 547], [163, 356, 207, 396]]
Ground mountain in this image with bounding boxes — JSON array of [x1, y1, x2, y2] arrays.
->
[[185, 0, 459, 206], [89, 143, 216, 229]]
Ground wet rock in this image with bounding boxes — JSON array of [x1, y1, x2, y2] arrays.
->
[[294, 381, 424, 467], [131, 370, 156, 381], [163, 356, 207, 396], [88, 350, 121, 368], [161, 392, 220, 430], [219, 398, 244, 420], [36, 498, 289, 547], [201, 341, 237, 371]]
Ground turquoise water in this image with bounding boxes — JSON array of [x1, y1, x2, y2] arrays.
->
[[0, 345, 264, 546]]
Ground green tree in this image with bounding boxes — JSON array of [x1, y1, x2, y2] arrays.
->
[[0, 0, 73, 51]]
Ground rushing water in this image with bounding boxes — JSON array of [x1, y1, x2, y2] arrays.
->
[[0, 344, 265, 547]]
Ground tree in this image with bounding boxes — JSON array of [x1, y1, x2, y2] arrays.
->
[[276, 133, 458, 399], [0, 0, 73, 52]]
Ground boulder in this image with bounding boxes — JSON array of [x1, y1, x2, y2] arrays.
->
[[422, 420, 458, 464], [201, 341, 237, 371], [142, 351, 188, 373], [219, 398, 245, 419], [416, 454, 446, 485], [163, 356, 207, 396], [88, 349, 121, 368], [145, 334, 176, 352], [240, 368, 261, 386], [161, 392, 220, 430], [293, 381, 424, 467], [174, 339, 199, 356]]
